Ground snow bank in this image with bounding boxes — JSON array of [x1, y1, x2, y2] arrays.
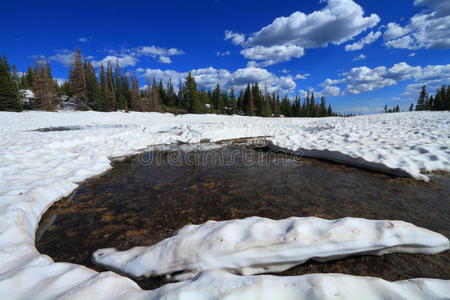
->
[[92, 217, 450, 280], [147, 270, 450, 300], [0, 111, 449, 298], [269, 112, 450, 181]]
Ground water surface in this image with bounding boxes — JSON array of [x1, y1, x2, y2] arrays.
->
[[36, 144, 450, 289]]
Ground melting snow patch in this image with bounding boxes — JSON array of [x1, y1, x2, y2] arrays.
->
[[0, 111, 449, 298], [92, 216, 450, 280]]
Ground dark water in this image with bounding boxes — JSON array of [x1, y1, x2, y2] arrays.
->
[[36, 144, 450, 290]]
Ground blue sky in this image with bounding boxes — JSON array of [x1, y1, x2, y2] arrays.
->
[[1, 0, 449, 114]]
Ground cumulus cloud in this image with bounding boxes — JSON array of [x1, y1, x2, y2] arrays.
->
[[133, 46, 184, 58], [225, 0, 379, 65], [216, 51, 231, 56], [78, 37, 92, 42], [158, 56, 172, 64], [49, 51, 74, 66], [345, 31, 381, 51], [353, 54, 366, 61], [224, 30, 246, 46], [240, 45, 305, 66], [91, 55, 138, 68], [414, 0, 450, 16], [245, 0, 380, 48], [295, 73, 310, 80], [141, 66, 296, 94], [50, 45, 185, 68], [320, 62, 450, 96], [384, 1, 450, 50]]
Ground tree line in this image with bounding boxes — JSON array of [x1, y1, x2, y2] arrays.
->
[[415, 85, 450, 111], [0, 51, 342, 117]]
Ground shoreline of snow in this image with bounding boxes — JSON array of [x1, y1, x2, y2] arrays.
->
[[92, 216, 450, 281], [268, 142, 415, 178], [147, 270, 450, 300], [0, 111, 449, 298]]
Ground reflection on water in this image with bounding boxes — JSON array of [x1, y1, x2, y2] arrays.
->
[[36, 144, 450, 290]]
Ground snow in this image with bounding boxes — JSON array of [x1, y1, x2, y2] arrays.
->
[[0, 110, 449, 299], [147, 271, 450, 300], [92, 216, 450, 280]]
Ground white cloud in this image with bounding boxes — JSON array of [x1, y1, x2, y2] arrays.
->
[[78, 37, 92, 42], [224, 30, 246, 46], [295, 73, 310, 80], [409, 52, 416, 57], [141, 66, 296, 94], [414, 0, 450, 16], [158, 56, 172, 64], [240, 45, 305, 66], [383, 23, 411, 40], [319, 62, 450, 96], [127, 46, 185, 64], [133, 46, 184, 57], [49, 51, 74, 66], [383, 1, 450, 50], [245, 0, 380, 48], [353, 54, 366, 61], [91, 55, 138, 68], [322, 85, 341, 96], [50, 45, 185, 68], [345, 31, 381, 51], [225, 0, 379, 66], [216, 51, 231, 56]]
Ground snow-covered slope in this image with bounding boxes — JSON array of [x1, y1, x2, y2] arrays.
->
[[0, 111, 449, 299], [147, 271, 450, 300], [93, 216, 450, 280]]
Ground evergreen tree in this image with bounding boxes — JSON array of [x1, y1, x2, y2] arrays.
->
[[246, 88, 256, 116], [416, 85, 427, 111], [84, 61, 100, 110], [69, 49, 88, 104], [0, 56, 22, 111], [166, 78, 176, 106], [261, 83, 272, 117], [129, 73, 142, 111], [327, 104, 333, 116], [177, 79, 184, 108], [229, 87, 237, 114], [409, 103, 414, 111], [212, 83, 221, 111], [106, 61, 117, 110], [185, 72, 202, 113], [319, 97, 327, 117], [32, 59, 58, 111]]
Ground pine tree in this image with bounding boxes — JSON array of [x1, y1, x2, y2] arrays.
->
[[69, 49, 88, 105], [261, 83, 272, 117], [129, 73, 142, 111], [319, 97, 327, 117], [409, 103, 414, 111], [212, 83, 221, 111], [327, 104, 333, 116], [84, 61, 100, 110], [106, 61, 117, 110], [416, 85, 427, 111], [177, 79, 184, 108], [229, 87, 237, 114], [246, 88, 256, 116], [0, 56, 22, 111], [185, 72, 202, 113], [166, 78, 176, 106], [32, 59, 58, 111]]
